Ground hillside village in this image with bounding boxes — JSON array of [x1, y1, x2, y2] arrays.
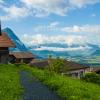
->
[[0, 0, 100, 99], [0, 21, 100, 79]]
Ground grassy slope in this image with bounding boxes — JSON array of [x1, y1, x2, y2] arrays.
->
[[20, 65, 100, 100], [0, 64, 22, 100]]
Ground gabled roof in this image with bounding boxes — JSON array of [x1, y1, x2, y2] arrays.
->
[[30, 60, 49, 68], [30, 59, 89, 71], [91, 67, 100, 73], [10, 52, 35, 59], [63, 60, 88, 71], [0, 32, 15, 47]]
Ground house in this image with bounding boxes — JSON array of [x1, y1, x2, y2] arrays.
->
[[0, 21, 15, 64], [9, 52, 35, 63], [90, 67, 100, 74], [30, 59, 89, 78], [61, 60, 89, 78]]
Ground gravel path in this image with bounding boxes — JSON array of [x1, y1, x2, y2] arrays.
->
[[20, 71, 62, 100]]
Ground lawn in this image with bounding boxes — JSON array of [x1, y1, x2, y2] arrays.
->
[[0, 64, 23, 100], [20, 64, 100, 100]]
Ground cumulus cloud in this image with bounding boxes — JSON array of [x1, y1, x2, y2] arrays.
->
[[33, 23, 100, 34], [21, 34, 87, 46], [33, 46, 92, 51], [69, 0, 100, 8], [0, 0, 100, 20], [61, 25, 100, 33], [0, 5, 29, 20], [20, 0, 68, 17]]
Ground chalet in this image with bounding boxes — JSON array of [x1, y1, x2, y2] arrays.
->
[[0, 21, 15, 63], [30, 59, 89, 78], [9, 52, 35, 64]]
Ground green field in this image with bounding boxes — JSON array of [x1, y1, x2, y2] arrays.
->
[[20, 65, 100, 100], [0, 64, 22, 100], [1, 64, 100, 100]]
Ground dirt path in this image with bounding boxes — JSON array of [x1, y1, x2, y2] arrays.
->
[[20, 71, 62, 100]]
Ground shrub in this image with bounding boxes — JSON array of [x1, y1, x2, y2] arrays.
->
[[82, 72, 100, 85]]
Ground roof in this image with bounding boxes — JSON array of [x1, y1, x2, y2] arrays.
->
[[63, 60, 88, 71], [0, 32, 15, 47], [30, 60, 49, 68], [10, 52, 35, 59], [91, 67, 100, 73], [30, 59, 88, 71]]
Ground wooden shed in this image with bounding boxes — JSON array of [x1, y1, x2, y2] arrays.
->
[[0, 22, 15, 63], [9, 52, 35, 63]]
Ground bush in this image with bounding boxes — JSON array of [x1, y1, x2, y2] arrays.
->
[[82, 72, 100, 85]]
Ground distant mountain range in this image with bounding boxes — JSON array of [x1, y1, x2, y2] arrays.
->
[[29, 43, 100, 58], [2, 28, 100, 65]]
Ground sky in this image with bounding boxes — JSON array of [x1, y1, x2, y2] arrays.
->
[[0, 0, 100, 46]]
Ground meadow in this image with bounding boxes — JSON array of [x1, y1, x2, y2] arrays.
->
[[0, 64, 22, 100], [1, 64, 100, 100], [20, 65, 100, 100]]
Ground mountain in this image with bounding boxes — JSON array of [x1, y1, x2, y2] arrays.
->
[[2, 28, 28, 52], [2, 28, 100, 65], [29, 43, 100, 65], [29, 43, 100, 57]]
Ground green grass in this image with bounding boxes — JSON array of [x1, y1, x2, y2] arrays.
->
[[1, 64, 100, 100], [19, 64, 100, 100], [0, 64, 23, 100]]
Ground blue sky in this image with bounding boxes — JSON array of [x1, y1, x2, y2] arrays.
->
[[0, 0, 100, 46]]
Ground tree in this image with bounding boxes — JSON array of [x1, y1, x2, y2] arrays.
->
[[48, 57, 65, 73]]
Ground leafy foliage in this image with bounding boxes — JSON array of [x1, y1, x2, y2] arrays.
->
[[48, 57, 66, 73], [82, 72, 100, 84]]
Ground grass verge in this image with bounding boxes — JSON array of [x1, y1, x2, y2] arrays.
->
[[0, 64, 23, 100], [20, 64, 100, 100]]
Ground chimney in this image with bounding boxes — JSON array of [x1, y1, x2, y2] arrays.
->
[[0, 20, 1, 35]]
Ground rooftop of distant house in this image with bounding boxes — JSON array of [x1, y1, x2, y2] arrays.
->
[[30, 59, 89, 71], [9, 52, 36, 59]]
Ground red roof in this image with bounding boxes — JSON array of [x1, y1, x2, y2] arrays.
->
[[0, 32, 15, 47]]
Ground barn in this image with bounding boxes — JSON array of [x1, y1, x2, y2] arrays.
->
[[0, 21, 15, 63]]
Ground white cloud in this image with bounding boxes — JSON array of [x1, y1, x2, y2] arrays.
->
[[0, 0, 4, 4], [49, 22, 59, 26], [0, 5, 29, 20], [69, 0, 100, 8], [20, 0, 68, 17], [21, 34, 87, 46], [33, 46, 92, 51], [20, 0, 100, 17], [0, 0, 100, 20], [61, 25, 100, 33], [33, 23, 100, 35]]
